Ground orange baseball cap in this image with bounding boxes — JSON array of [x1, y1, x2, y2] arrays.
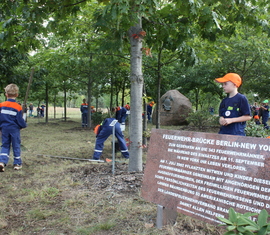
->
[[215, 73, 242, 87]]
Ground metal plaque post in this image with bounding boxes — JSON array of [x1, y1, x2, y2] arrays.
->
[[109, 119, 118, 175]]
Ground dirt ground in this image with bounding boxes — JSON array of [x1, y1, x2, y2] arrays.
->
[[69, 162, 224, 235], [0, 120, 225, 234]]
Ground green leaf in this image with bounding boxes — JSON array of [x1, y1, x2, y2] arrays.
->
[[229, 208, 238, 223], [257, 225, 268, 235], [245, 226, 259, 231], [243, 212, 258, 218], [238, 217, 254, 226], [237, 226, 247, 233], [258, 209, 268, 227], [223, 231, 237, 235], [227, 225, 237, 231], [217, 217, 233, 225], [243, 231, 256, 235]]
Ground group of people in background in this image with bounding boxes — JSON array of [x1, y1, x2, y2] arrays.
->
[[251, 100, 269, 129], [20, 103, 46, 118]]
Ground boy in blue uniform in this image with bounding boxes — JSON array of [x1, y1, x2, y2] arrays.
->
[[80, 99, 88, 127], [115, 106, 127, 131], [215, 73, 251, 136], [115, 106, 127, 123], [93, 117, 129, 160], [0, 84, 27, 172]]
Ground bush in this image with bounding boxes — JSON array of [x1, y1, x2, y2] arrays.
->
[[91, 112, 110, 126], [245, 121, 270, 138], [186, 110, 219, 129]]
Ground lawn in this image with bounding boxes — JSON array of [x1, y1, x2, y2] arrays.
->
[[0, 114, 222, 235]]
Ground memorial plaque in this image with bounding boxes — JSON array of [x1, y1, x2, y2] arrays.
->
[[141, 129, 270, 225]]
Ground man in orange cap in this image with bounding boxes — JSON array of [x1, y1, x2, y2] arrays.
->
[[215, 73, 251, 136]]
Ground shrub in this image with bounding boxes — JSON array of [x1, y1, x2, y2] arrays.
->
[[91, 112, 109, 126], [186, 110, 219, 129], [245, 121, 270, 138]]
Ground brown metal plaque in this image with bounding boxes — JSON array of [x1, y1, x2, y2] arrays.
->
[[141, 129, 270, 225]]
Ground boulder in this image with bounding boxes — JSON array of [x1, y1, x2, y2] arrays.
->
[[152, 90, 192, 126]]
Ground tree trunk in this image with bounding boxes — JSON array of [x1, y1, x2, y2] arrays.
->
[[63, 83, 67, 122], [142, 84, 147, 146], [121, 81, 125, 107], [45, 82, 49, 123], [195, 88, 199, 111], [87, 77, 92, 128], [95, 97, 98, 112], [87, 54, 93, 128], [53, 93, 56, 119], [115, 90, 119, 106], [110, 77, 113, 111], [155, 48, 162, 129], [128, 20, 143, 172]]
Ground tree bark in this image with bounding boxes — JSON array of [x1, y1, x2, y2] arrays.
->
[[45, 82, 49, 123], [87, 54, 93, 128], [142, 84, 148, 146], [87, 77, 92, 128], [63, 82, 67, 122], [155, 48, 162, 129], [128, 20, 143, 172]]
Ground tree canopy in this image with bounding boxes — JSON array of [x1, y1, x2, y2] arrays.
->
[[1, 0, 270, 171]]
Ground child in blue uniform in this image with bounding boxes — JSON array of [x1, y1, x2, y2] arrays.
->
[[80, 99, 88, 127], [215, 73, 251, 136], [93, 118, 129, 160], [115, 106, 127, 131], [147, 101, 154, 121], [0, 84, 27, 172]]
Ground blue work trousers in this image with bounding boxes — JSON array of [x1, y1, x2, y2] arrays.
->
[[262, 115, 269, 129], [82, 113, 88, 127], [0, 128, 22, 165], [93, 125, 129, 160]]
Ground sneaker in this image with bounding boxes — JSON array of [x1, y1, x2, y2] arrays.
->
[[14, 164, 22, 170], [0, 162, 5, 172]]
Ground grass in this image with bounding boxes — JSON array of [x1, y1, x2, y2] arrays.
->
[[0, 113, 221, 235]]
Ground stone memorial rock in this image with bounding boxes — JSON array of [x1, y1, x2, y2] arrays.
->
[[152, 89, 192, 126]]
